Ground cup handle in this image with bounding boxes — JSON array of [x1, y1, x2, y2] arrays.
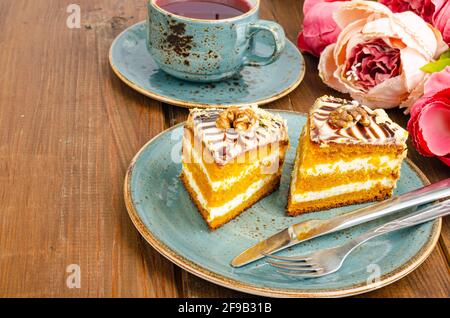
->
[[243, 20, 286, 66]]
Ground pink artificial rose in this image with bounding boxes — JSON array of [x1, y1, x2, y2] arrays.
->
[[345, 39, 401, 90], [297, 0, 349, 57], [318, 1, 448, 109], [379, 0, 435, 22], [423, 66, 450, 98], [433, 0, 450, 44], [408, 67, 450, 165], [407, 87, 450, 166], [380, 0, 450, 44]]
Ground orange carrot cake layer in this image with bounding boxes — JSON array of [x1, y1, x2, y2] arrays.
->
[[181, 105, 289, 230], [287, 96, 408, 216]]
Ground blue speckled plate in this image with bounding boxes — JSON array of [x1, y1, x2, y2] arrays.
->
[[124, 111, 441, 297], [110, 21, 305, 108]]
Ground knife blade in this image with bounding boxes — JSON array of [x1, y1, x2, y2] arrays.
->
[[231, 219, 329, 267], [231, 178, 450, 268]]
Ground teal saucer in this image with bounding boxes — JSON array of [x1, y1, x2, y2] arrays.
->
[[110, 21, 305, 108], [124, 111, 440, 297]]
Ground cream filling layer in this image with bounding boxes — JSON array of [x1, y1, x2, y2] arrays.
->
[[184, 140, 281, 191], [291, 178, 395, 203], [302, 156, 401, 176], [182, 166, 275, 221]]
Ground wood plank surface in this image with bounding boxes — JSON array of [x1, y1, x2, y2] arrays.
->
[[0, 0, 448, 298]]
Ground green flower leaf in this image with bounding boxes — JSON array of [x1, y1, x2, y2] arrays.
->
[[439, 49, 450, 60], [421, 58, 450, 73], [420, 49, 450, 73]]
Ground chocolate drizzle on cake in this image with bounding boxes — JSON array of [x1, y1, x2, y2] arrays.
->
[[187, 105, 288, 165], [310, 96, 408, 146]]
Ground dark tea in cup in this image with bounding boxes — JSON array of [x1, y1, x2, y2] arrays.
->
[[156, 0, 252, 20]]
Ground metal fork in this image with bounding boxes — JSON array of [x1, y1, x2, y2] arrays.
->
[[266, 199, 450, 278]]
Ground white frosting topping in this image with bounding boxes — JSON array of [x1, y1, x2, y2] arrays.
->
[[187, 105, 288, 165], [310, 96, 408, 146]]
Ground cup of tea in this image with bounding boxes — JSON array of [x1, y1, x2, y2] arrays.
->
[[147, 0, 286, 82]]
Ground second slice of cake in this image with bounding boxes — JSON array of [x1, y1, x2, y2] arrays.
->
[[181, 105, 289, 230], [287, 96, 408, 216]]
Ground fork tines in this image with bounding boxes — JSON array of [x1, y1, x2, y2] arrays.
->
[[265, 254, 324, 278]]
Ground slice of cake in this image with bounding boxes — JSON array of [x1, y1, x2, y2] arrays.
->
[[181, 105, 289, 230], [287, 96, 408, 216]]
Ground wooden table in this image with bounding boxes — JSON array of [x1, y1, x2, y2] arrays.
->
[[0, 0, 448, 298]]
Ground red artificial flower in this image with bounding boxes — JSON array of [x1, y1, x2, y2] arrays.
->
[[297, 0, 349, 57], [408, 81, 450, 166], [380, 0, 450, 44]]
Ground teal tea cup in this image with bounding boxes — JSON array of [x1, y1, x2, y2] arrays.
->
[[146, 0, 286, 82]]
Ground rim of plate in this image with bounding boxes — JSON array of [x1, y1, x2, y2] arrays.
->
[[109, 21, 306, 109], [123, 110, 442, 298]]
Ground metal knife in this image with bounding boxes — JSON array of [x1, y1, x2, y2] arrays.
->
[[231, 178, 450, 268]]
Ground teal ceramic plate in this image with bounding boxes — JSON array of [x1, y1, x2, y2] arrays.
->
[[110, 21, 305, 108], [124, 111, 441, 297]]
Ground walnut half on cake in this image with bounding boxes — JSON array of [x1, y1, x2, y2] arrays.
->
[[181, 105, 289, 230], [287, 96, 408, 216]]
